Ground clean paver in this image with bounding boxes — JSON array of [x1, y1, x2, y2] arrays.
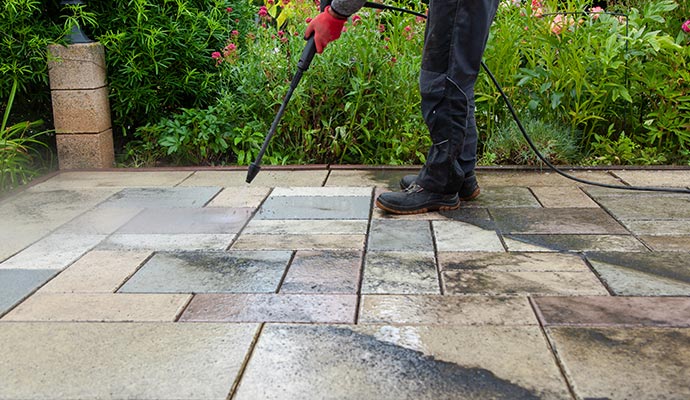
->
[[368, 220, 434, 251], [492, 208, 628, 234], [116, 207, 253, 234], [503, 234, 648, 252], [243, 219, 368, 235], [0, 269, 57, 316], [362, 252, 439, 294], [119, 251, 292, 293], [324, 169, 413, 188], [1, 293, 191, 322], [547, 327, 690, 400], [231, 234, 365, 250], [529, 186, 599, 208], [256, 196, 371, 219], [433, 220, 504, 252], [612, 170, 690, 187], [98, 187, 221, 208], [595, 195, 690, 220], [179, 293, 357, 323], [98, 233, 235, 251], [586, 252, 690, 295], [206, 186, 270, 208], [359, 295, 537, 325], [280, 251, 362, 294], [533, 296, 690, 327], [0, 322, 259, 400], [0, 233, 105, 270], [55, 207, 143, 234], [233, 324, 571, 400]]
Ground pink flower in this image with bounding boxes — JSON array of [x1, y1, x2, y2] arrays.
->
[[352, 15, 361, 25], [404, 25, 411, 32], [278, 30, 284, 36], [211, 51, 222, 59], [226, 7, 233, 13], [226, 43, 237, 51], [378, 24, 385, 33], [231, 30, 239, 36], [683, 19, 690, 33], [267, 0, 274, 3], [258, 6, 268, 17], [590, 6, 604, 20], [415, 16, 425, 24], [282, 0, 289, 5]]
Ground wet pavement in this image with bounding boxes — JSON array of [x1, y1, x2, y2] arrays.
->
[[1, 167, 689, 399]]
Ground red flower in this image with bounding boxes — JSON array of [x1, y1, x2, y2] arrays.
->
[[226, 7, 233, 13], [232, 30, 239, 36], [258, 6, 268, 17], [683, 19, 690, 33], [211, 51, 222, 59]]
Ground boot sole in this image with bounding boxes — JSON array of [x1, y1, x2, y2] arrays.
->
[[375, 198, 460, 215]]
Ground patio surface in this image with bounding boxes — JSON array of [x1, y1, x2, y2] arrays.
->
[[1, 166, 689, 399]]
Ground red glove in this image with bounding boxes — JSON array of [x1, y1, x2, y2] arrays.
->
[[304, 6, 347, 54]]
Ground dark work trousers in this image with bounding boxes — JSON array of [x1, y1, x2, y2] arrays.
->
[[415, 0, 499, 194]]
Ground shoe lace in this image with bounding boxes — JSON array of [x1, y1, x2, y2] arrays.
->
[[404, 183, 424, 193]]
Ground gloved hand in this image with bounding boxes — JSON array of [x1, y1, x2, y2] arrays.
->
[[304, 6, 348, 54]]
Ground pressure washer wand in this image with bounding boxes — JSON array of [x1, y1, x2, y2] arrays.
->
[[246, 2, 329, 184]]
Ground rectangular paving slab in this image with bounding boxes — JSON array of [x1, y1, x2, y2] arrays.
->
[[116, 207, 253, 234], [28, 171, 193, 189], [461, 186, 541, 208], [529, 186, 599, 208], [362, 252, 440, 294], [433, 221, 504, 252], [2, 293, 191, 322], [0, 233, 105, 270], [55, 207, 143, 235], [324, 169, 413, 188], [492, 208, 628, 235], [243, 219, 368, 235], [595, 195, 690, 220], [443, 270, 609, 296], [503, 234, 648, 252], [233, 324, 570, 400], [640, 235, 690, 252], [179, 293, 357, 323], [533, 296, 690, 327], [0, 322, 259, 399], [231, 234, 365, 251], [586, 251, 690, 296], [368, 220, 434, 251], [98, 233, 235, 251], [359, 295, 537, 325], [119, 250, 292, 293], [546, 327, 690, 400], [612, 170, 690, 187], [180, 170, 328, 187], [98, 187, 221, 208], [206, 187, 270, 208], [256, 196, 371, 220], [0, 269, 57, 316], [280, 251, 362, 294], [439, 251, 590, 272]]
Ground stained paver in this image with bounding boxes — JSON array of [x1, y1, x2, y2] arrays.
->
[[324, 169, 413, 188], [586, 252, 690, 295], [2, 293, 191, 322], [233, 324, 571, 400], [243, 219, 368, 235], [443, 270, 609, 296], [462, 186, 541, 208], [0, 322, 259, 399], [547, 327, 690, 400], [179, 293, 357, 323], [280, 251, 362, 294], [533, 296, 690, 327], [231, 234, 365, 250], [492, 208, 628, 234], [595, 194, 690, 220], [529, 186, 599, 208], [119, 251, 292, 293], [116, 207, 253, 234], [359, 295, 537, 325], [621, 219, 690, 236], [27, 170, 192, 189], [503, 234, 648, 252], [0, 269, 57, 316], [640, 235, 690, 251], [362, 252, 439, 294], [438, 251, 591, 272], [98, 187, 221, 208], [367, 220, 434, 251], [256, 195, 371, 219], [180, 170, 329, 187]]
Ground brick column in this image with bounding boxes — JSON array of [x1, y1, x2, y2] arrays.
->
[[48, 42, 115, 169]]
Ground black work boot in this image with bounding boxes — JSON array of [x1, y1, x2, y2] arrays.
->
[[376, 184, 460, 215], [400, 171, 481, 201]]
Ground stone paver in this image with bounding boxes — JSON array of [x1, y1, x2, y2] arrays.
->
[[359, 295, 537, 325], [640, 235, 690, 251], [492, 208, 628, 234], [116, 207, 253, 234], [233, 324, 571, 400], [280, 251, 362, 294], [362, 252, 439, 294], [433, 220, 505, 251], [438, 251, 591, 272], [477, 170, 622, 187], [26, 170, 192, 190], [586, 252, 690, 295], [243, 219, 368, 235], [0, 322, 259, 400], [39, 250, 151, 293], [98, 233, 235, 251], [0, 233, 105, 270], [324, 169, 413, 188], [98, 187, 221, 208], [547, 327, 690, 400], [119, 251, 291, 293], [179, 293, 357, 323], [503, 234, 648, 252], [206, 186, 270, 208], [256, 195, 371, 220], [180, 170, 329, 187], [612, 170, 690, 187], [55, 207, 142, 234], [368, 220, 434, 251], [462, 186, 541, 208], [231, 234, 365, 250], [595, 194, 690, 220], [2, 293, 191, 322], [533, 296, 690, 327], [0, 269, 57, 316], [529, 186, 599, 208], [443, 270, 609, 296]]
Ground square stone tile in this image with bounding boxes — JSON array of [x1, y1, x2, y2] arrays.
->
[[117, 207, 253, 234], [55, 207, 142, 234], [547, 327, 690, 400], [492, 208, 628, 234], [432, 220, 504, 252], [325, 169, 415, 188], [0, 233, 105, 270], [612, 170, 690, 187], [586, 252, 690, 296], [0, 322, 259, 399], [39, 250, 152, 293], [359, 295, 537, 325], [438, 252, 590, 272], [243, 220, 368, 235], [596, 195, 690, 220], [443, 270, 608, 296], [234, 324, 570, 400], [281, 251, 362, 294], [503, 234, 648, 252], [98, 234, 235, 251], [98, 187, 221, 208], [28, 170, 193, 190], [231, 234, 365, 250], [0, 269, 57, 316], [271, 187, 372, 197], [362, 252, 439, 294], [367, 220, 433, 251], [2, 293, 191, 322], [530, 186, 599, 208], [533, 296, 690, 327], [179, 293, 357, 323], [640, 236, 690, 251], [180, 170, 328, 187], [119, 251, 292, 293], [463, 187, 541, 208], [256, 196, 370, 220], [206, 187, 270, 208]]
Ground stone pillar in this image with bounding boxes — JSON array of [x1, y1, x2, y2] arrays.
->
[[48, 42, 115, 169]]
